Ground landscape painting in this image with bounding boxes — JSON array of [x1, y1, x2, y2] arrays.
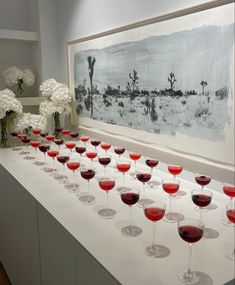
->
[[68, 2, 234, 166]]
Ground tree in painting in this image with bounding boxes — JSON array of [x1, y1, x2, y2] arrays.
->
[[168, 72, 177, 95], [87, 56, 96, 118], [200, 80, 208, 95]]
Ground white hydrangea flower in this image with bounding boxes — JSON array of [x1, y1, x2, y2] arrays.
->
[[63, 103, 71, 115], [0, 88, 22, 119], [2, 66, 23, 86], [51, 83, 72, 104], [39, 100, 64, 117], [39, 78, 58, 97], [12, 113, 47, 132], [22, 69, 35, 87]]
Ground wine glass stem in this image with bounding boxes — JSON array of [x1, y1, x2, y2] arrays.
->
[[123, 173, 125, 187], [134, 161, 136, 174], [129, 206, 132, 226], [104, 166, 106, 175], [169, 195, 172, 214], [174, 175, 176, 181], [53, 158, 55, 172], [73, 171, 76, 191], [87, 180, 90, 193], [199, 207, 203, 221], [187, 243, 193, 277], [152, 222, 157, 246], [106, 192, 109, 208], [63, 164, 66, 182], [201, 186, 204, 191], [143, 183, 146, 198]]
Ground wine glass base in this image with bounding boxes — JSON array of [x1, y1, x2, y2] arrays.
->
[[116, 186, 132, 193], [42, 167, 54, 173], [164, 212, 184, 223], [178, 269, 200, 285], [98, 208, 116, 219], [20, 151, 29, 155], [33, 161, 45, 166], [121, 225, 142, 238], [145, 244, 170, 258], [137, 198, 154, 208], [225, 248, 235, 260], [147, 180, 161, 188], [12, 147, 21, 151], [65, 182, 79, 192], [79, 193, 96, 205], [222, 219, 235, 227], [23, 156, 35, 160], [172, 190, 187, 199]]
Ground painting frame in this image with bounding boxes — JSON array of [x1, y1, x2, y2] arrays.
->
[[67, 0, 234, 183]]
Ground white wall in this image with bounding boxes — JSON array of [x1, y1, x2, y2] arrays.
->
[[53, 0, 212, 83]]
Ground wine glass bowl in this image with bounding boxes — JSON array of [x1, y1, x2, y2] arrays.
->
[[101, 143, 111, 154], [223, 183, 235, 201], [194, 173, 211, 190], [98, 155, 111, 174], [97, 176, 116, 219], [90, 139, 101, 149], [79, 167, 96, 205], [177, 218, 205, 285], [114, 147, 125, 160], [168, 165, 183, 178]]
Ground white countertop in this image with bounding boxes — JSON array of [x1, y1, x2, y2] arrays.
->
[[0, 146, 234, 285]]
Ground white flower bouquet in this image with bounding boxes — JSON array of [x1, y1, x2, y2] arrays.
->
[[12, 113, 47, 134], [0, 88, 23, 147], [39, 79, 72, 137], [3, 66, 35, 95]]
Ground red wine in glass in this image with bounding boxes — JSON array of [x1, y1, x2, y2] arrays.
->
[[162, 182, 180, 194], [31, 141, 41, 149], [114, 147, 125, 159], [223, 184, 235, 201], [192, 194, 212, 208], [55, 128, 63, 133], [39, 145, 50, 153], [98, 156, 111, 174], [11, 132, 20, 150], [54, 138, 64, 149], [70, 132, 79, 139], [129, 152, 141, 177], [32, 128, 41, 136], [168, 165, 183, 179], [86, 151, 97, 167], [121, 192, 140, 206], [65, 142, 76, 153], [227, 209, 235, 224], [61, 129, 70, 136], [67, 161, 80, 191], [10, 132, 17, 137], [145, 159, 159, 173], [90, 140, 101, 149], [57, 155, 70, 182], [99, 180, 115, 191], [195, 174, 211, 190], [45, 135, 55, 143], [120, 188, 142, 237], [75, 146, 86, 160], [177, 218, 204, 284], [101, 143, 111, 154], [80, 136, 89, 145], [79, 168, 96, 205], [40, 131, 49, 141], [144, 201, 167, 258], [136, 173, 151, 183]]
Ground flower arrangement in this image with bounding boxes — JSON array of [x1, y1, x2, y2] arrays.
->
[[12, 113, 47, 134], [39, 79, 72, 137], [0, 88, 23, 147], [3, 66, 35, 95]]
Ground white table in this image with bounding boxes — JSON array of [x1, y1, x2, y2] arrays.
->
[[0, 147, 234, 285]]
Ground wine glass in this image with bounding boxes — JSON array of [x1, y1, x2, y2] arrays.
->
[[162, 178, 182, 223], [144, 201, 169, 258], [40, 131, 48, 142], [90, 139, 101, 150], [38, 144, 50, 165], [75, 145, 86, 161], [177, 218, 205, 284], [98, 155, 111, 175], [116, 160, 131, 191], [18, 133, 27, 154], [129, 152, 141, 178], [80, 136, 89, 146], [22, 137, 33, 160], [54, 138, 64, 150], [10, 132, 20, 151], [66, 159, 80, 192], [191, 189, 213, 220], [114, 147, 125, 160], [97, 176, 116, 218], [194, 173, 211, 191], [57, 155, 70, 183], [120, 188, 142, 237], [30, 140, 41, 159], [168, 164, 183, 180], [45, 135, 55, 145], [225, 201, 235, 260], [55, 127, 63, 139], [70, 131, 79, 141], [136, 170, 154, 207], [79, 167, 96, 205], [61, 129, 70, 143], [65, 141, 76, 154], [101, 143, 111, 154], [32, 128, 41, 138], [223, 183, 235, 202], [86, 150, 98, 168], [47, 150, 59, 174], [145, 158, 159, 175]]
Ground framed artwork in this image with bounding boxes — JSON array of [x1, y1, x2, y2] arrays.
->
[[68, 0, 234, 181]]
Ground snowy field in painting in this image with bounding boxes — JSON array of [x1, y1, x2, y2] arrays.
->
[[72, 7, 234, 141]]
